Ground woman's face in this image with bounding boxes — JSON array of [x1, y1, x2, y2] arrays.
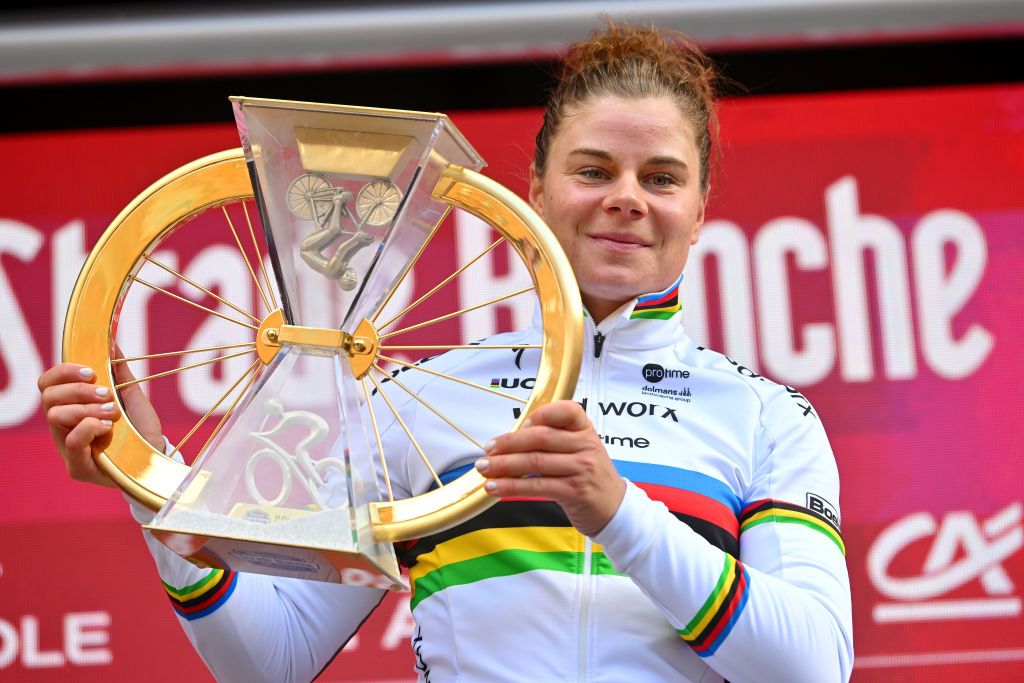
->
[[529, 95, 707, 323]]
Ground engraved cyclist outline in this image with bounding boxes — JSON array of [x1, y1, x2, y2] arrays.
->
[[243, 398, 347, 509], [287, 174, 401, 291]]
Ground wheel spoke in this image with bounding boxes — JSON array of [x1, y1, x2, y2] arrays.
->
[[376, 236, 505, 331], [381, 344, 541, 351], [222, 206, 273, 312], [111, 341, 256, 364], [379, 286, 534, 340], [242, 200, 279, 311], [372, 363, 485, 452], [376, 353, 527, 403], [166, 358, 264, 462], [360, 378, 394, 502], [143, 255, 262, 323], [130, 275, 259, 331], [370, 216, 446, 326], [114, 348, 255, 390], [367, 372, 443, 488], [187, 360, 265, 468]]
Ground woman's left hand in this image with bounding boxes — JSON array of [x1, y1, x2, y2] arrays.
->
[[476, 400, 626, 536]]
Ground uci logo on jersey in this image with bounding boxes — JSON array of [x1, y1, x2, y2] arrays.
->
[[490, 377, 536, 390]]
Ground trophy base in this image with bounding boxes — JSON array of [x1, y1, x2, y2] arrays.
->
[[143, 517, 406, 591]]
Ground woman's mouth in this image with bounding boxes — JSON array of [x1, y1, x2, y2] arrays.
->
[[589, 233, 648, 251]]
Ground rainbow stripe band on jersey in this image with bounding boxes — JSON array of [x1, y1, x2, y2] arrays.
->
[[679, 553, 750, 657], [407, 523, 620, 611], [614, 460, 741, 557], [631, 273, 683, 320], [164, 569, 238, 621], [740, 499, 845, 555]]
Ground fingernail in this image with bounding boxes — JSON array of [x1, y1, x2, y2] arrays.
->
[[101, 402, 114, 411], [95, 386, 109, 398], [485, 481, 498, 492], [100, 419, 112, 426], [522, 418, 533, 428], [79, 367, 95, 379], [484, 439, 496, 453], [475, 458, 490, 472]]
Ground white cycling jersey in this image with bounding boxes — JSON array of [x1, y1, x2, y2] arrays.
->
[[133, 274, 853, 683]]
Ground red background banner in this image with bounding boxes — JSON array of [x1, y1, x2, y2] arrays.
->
[[1, 83, 1022, 680]]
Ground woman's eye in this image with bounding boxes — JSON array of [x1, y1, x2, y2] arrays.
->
[[579, 167, 607, 180], [649, 173, 678, 187]]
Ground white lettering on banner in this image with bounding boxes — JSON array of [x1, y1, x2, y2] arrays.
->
[[338, 594, 413, 653], [179, 245, 256, 414], [64, 612, 111, 665], [867, 502, 1023, 623], [753, 216, 835, 385], [0, 612, 111, 669], [381, 595, 414, 650], [0, 179, 998, 430], [683, 221, 759, 371], [828, 176, 917, 381], [912, 209, 993, 379], [51, 220, 89, 366], [0, 220, 45, 427], [685, 175, 993, 384], [114, 250, 179, 383], [455, 212, 533, 342]]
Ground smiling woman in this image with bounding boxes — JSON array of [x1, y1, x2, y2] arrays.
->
[[37, 19, 852, 683], [528, 22, 718, 323], [528, 96, 707, 322]]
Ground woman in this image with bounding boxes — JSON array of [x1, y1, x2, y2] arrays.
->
[[38, 21, 852, 683]]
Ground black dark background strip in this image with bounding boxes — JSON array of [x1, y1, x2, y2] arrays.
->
[[2, 36, 1021, 134]]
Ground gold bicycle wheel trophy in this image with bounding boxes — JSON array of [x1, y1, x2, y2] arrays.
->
[[63, 98, 582, 590]]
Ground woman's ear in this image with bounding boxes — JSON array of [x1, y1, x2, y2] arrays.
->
[[528, 166, 545, 217]]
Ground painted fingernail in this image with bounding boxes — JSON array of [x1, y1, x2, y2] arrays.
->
[[485, 481, 498, 492], [475, 458, 490, 472], [101, 402, 115, 411], [95, 386, 109, 398], [100, 419, 112, 427], [79, 367, 95, 379], [484, 440, 496, 453]]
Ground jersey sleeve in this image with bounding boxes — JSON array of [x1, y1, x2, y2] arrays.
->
[[128, 492, 386, 683], [593, 387, 853, 683]]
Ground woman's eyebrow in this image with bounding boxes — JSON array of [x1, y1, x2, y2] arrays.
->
[[647, 155, 688, 170], [568, 147, 613, 160]]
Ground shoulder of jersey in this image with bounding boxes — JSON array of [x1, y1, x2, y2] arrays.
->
[[686, 344, 819, 421]]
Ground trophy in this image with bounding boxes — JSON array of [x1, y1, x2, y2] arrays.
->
[[63, 98, 582, 590]]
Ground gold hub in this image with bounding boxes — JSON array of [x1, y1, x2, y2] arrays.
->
[[256, 309, 378, 378]]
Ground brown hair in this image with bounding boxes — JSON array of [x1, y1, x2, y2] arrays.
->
[[534, 20, 720, 193]]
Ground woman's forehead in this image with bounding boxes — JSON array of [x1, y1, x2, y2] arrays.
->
[[554, 96, 699, 159]]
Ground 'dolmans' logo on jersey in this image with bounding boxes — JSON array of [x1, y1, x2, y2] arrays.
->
[[640, 363, 694, 403]]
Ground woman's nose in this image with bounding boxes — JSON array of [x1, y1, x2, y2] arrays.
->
[[601, 175, 647, 218]]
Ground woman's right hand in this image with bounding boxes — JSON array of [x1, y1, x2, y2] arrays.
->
[[38, 360, 163, 487]]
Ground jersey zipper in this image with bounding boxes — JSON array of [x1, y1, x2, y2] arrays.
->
[[578, 326, 606, 681]]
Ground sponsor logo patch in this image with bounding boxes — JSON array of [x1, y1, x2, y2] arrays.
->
[[807, 493, 841, 532]]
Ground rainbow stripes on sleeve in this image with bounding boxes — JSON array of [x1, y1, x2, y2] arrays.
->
[[678, 553, 750, 657], [163, 569, 238, 621], [740, 499, 845, 555]]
